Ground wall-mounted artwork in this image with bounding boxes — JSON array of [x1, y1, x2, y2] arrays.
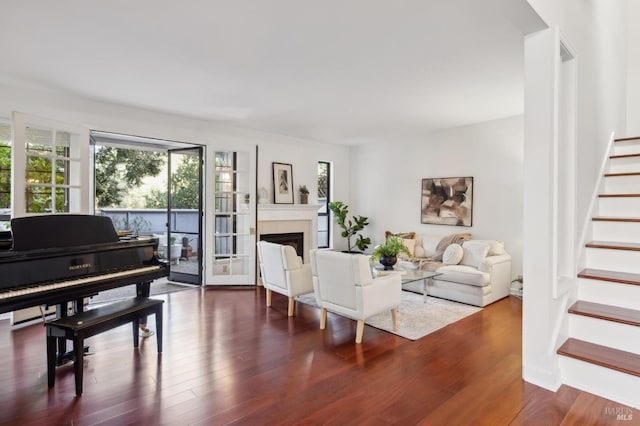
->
[[272, 162, 294, 204], [421, 177, 473, 227]]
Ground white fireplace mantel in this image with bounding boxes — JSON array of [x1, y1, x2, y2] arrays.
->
[[258, 204, 321, 221], [257, 204, 321, 261]]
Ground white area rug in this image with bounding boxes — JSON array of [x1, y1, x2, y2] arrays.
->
[[297, 291, 482, 341]]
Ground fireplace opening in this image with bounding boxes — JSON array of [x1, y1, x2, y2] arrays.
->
[[260, 232, 304, 257]]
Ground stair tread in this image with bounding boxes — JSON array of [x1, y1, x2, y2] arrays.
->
[[569, 300, 640, 326], [610, 153, 640, 159], [615, 136, 640, 142], [578, 268, 640, 286], [592, 216, 640, 222], [586, 241, 640, 251], [557, 338, 640, 377], [599, 193, 640, 197], [604, 172, 640, 177]]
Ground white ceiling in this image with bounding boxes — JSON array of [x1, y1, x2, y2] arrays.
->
[[0, 1, 545, 145]]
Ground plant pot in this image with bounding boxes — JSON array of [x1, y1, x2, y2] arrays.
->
[[379, 255, 397, 270], [170, 244, 182, 259], [300, 194, 308, 204]]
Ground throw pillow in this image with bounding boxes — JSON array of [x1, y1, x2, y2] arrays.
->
[[398, 238, 416, 260], [460, 241, 491, 268], [442, 244, 464, 265], [471, 240, 505, 256], [421, 235, 441, 258], [385, 230, 416, 240], [433, 233, 472, 261]]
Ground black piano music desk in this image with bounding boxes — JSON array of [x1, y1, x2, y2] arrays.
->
[[45, 297, 164, 396]]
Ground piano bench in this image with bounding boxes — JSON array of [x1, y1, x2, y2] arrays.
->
[[45, 297, 164, 396]]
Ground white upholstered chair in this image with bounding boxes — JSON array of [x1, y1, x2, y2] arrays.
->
[[309, 249, 402, 344], [257, 241, 314, 316]]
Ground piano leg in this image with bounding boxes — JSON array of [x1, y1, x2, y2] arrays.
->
[[136, 281, 151, 298], [136, 281, 151, 335], [55, 303, 68, 364]]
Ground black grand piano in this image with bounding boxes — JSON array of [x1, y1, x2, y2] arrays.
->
[[0, 214, 168, 319]]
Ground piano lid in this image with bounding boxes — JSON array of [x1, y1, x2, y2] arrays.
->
[[10, 214, 119, 251]]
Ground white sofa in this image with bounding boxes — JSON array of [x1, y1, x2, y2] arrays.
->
[[402, 234, 512, 307]]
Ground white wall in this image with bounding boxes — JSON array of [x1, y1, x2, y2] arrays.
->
[[350, 115, 524, 277], [628, 1, 640, 136]]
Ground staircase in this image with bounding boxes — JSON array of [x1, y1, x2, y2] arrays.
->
[[557, 136, 640, 408]]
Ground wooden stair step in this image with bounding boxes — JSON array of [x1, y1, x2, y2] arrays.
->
[[585, 241, 640, 251], [569, 300, 640, 327], [599, 193, 640, 198], [592, 216, 640, 223], [604, 172, 640, 177], [610, 153, 640, 159], [615, 136, 640, 142], [578, 268, 640, 286], [557, 338, 640, 377]]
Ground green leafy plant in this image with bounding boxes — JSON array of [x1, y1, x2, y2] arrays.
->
[[370, 236, 412, 263], [299, 185, 309, 195], [328, 201, 371, 252]]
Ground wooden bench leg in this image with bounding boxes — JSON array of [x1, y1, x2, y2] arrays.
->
[[132, 318, 140, 348], [132, 310, 162, 351], [155, 308, 163, 353], [73, 333, 85, 396], [46, 334, 57, 388]]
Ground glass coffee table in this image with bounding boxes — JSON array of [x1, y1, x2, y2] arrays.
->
[[400, 270, 441, 303], [374, 268, 440, 303]]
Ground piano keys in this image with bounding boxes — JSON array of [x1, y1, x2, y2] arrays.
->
[[0, 214, 168, 321]]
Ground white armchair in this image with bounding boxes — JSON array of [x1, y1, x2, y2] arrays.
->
[[257, 241, 314, 316], [309, 250, 402, 344]]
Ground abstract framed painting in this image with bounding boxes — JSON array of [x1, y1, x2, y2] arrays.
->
[[421, 177, 473, 227], [272, 162, 294, 204]]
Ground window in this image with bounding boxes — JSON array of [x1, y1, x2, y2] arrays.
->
[[317, 161, 330, 248], [0, 121, 11, 229], [24, 126, 81, 213]]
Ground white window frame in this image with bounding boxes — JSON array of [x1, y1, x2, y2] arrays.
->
[[11, 112, 90, 217]]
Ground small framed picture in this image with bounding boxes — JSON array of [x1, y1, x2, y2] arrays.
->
[[272, 162, 294, 204]]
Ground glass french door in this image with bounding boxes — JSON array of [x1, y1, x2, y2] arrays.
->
[[205, 146, 256, 285], [167, 147, 203, 285]]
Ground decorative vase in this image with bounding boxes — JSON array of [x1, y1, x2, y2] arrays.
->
[[300, 194, 308, 204], [379, 255, 397, 270]]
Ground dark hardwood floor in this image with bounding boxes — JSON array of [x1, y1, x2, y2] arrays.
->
[[0, 288, 636, 425]]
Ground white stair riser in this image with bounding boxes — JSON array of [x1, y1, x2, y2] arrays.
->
[[598, 197, 640, 216], [612, 141, 640, 156], [585, 248, 640, 273], [592, 221, 640, 243], [559, 357, 640, 409], [603, 175, 640, 193], [579, 278, 640, 310], [608, 157, 640, 173], [569, 315, 640, 353]]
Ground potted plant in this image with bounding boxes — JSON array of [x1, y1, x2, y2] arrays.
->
[[370, 236, 412, 270], [169, 236, 182, 260], [299, 185, 309, 204], [328, 201, 371, 253]]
